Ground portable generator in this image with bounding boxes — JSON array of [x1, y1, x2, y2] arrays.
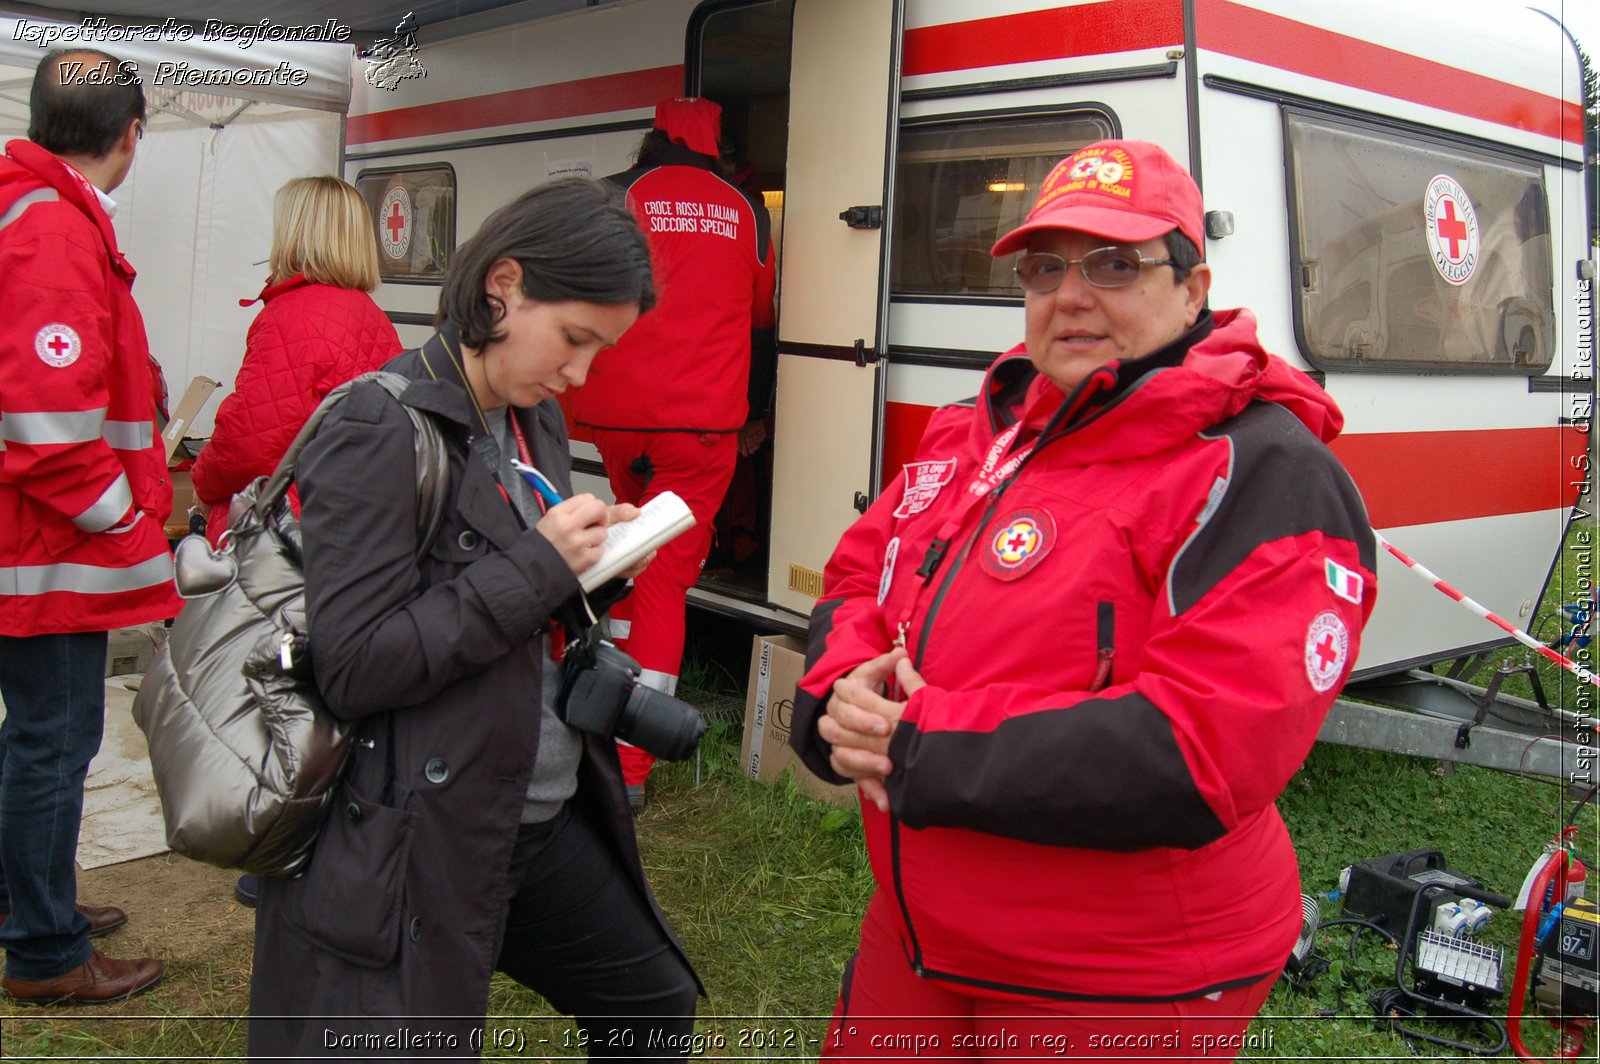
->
[[1509, 850, 1597, 1061], [1533, 897, 1599, 1024]]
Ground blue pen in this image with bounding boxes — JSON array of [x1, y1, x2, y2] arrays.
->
[[509, 459, 564, 508]]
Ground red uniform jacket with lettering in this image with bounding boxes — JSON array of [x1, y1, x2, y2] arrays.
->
[[792, 310, 1377, 1000], [0, 139, 180, 636], [570, 155, 776, 432], [190, 274, 401, 543]]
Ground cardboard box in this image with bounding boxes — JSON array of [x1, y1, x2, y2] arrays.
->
[[162, 376, 220, 464], [106, 623, 164, 677], [165, 469, 198, 539], [741, 633, 857, 806]]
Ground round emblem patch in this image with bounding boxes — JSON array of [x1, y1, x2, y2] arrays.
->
[[1304, 611, 1350, 693], [1094, 159, 1125, 184], [34, 323, 81, 368], [379, 185, 413, 260], [1068, 155, 1102, 180], [980, 508, 1056, 581], [1423, 174, 1480, 286]]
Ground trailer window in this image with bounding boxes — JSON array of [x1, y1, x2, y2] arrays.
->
[[892, 113, 1113, 298], [355, 166, 456, 283], [1286, 111, 1553, 373]]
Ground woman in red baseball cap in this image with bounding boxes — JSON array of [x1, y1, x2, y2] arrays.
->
[[791, 140, 1377, 1058]]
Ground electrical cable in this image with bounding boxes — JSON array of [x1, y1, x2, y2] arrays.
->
[[1312, 916, 1399, 1017], [1518, 734, 1575, 823], [1366, 986, 1509, 1056], [1564, 784, 1597, 832]]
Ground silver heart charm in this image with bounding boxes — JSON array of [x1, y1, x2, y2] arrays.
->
[[173, 534, 238, 598]]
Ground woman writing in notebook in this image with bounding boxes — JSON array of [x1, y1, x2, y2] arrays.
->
[[247, 178, 701, 1063]]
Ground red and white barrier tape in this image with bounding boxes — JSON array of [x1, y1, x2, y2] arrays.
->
[[1375, 532, 1599, 691]]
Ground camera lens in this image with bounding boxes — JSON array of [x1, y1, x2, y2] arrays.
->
[[616, 685, 705, 762]]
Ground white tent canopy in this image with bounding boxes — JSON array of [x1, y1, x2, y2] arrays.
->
[[0, 14, 352, 121], [0, 15, 354, 435]]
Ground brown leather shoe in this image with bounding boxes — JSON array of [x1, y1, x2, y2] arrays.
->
[[0, 903, 127, 938], [2, 948, 162, 1005]]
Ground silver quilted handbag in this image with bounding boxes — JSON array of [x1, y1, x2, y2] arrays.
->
[[132, 372, 447, 876]]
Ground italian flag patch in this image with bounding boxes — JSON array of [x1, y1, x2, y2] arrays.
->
[[1325, 558, 1363, 605]]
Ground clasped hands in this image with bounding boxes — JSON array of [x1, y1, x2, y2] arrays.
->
[[818, 646, 926, 813]]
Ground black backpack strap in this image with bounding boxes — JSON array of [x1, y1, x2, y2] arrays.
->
[[260, 371, 450, 561]]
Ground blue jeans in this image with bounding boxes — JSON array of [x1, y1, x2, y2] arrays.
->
[[0, 631, 106, 979]]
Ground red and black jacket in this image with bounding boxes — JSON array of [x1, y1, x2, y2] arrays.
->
[[792, 309, 1376, 1000]]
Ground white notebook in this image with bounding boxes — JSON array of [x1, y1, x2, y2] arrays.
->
[[580, 491, 696, 592]]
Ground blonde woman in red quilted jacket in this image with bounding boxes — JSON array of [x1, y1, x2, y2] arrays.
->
[[190, 175, 401, 545]]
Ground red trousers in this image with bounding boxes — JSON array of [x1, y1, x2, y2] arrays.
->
[[589, 428, 737, 786], [824, 891, 1278, 1060]]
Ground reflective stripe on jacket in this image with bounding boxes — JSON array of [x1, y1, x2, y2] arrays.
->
[[0, 139, 179, 634]]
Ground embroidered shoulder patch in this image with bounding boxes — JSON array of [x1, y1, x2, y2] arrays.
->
[[1325, 558, 1364, 605], [980, 508, 1056, 581], [894, 458, 957, 518]]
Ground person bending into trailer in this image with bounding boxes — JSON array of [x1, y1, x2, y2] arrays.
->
[[570, 96, 777, 808], [790, 140, 1378, 1059]]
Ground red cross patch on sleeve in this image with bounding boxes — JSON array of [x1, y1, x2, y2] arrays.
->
[[34, 323, 82, 368], [1304, 611, 1350, 693]]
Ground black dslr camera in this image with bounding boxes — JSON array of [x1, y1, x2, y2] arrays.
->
[[557, 639, 705, 761]]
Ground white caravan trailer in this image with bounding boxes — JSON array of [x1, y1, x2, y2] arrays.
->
[[343, 0, 1595, 772]]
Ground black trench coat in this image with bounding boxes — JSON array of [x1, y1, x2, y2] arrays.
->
[[247, 330, 694, 1061]]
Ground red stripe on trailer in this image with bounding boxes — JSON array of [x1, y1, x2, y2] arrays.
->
[[1195, 0, 1583, 146], [901, 1, 1579, 145], [346, 65, 684, 146], [887, 404, 1583, 528], [902, 0, 1183, 77], [1330, 425, 1585, 528]]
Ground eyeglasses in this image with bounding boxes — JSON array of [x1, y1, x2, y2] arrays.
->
[[1013, 247, 1177, 292]]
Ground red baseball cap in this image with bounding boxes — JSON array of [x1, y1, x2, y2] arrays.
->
[[990, 140, 1204, 257], [653, 96, 721, 158]]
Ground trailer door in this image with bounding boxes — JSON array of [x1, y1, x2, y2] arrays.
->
[[768, 0, 903, 615]]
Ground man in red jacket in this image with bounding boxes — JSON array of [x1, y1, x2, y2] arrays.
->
[[0, 49, 177, 1005], [570, 97, 777, 805]]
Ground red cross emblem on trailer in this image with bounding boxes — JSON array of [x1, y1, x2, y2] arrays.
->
[[34, 323, 82, 368], [1304, 611, 1350, 693], [1423, 174, 1479, 286], [380, 185, 413, 260], [981, 507, 1056, 581]]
